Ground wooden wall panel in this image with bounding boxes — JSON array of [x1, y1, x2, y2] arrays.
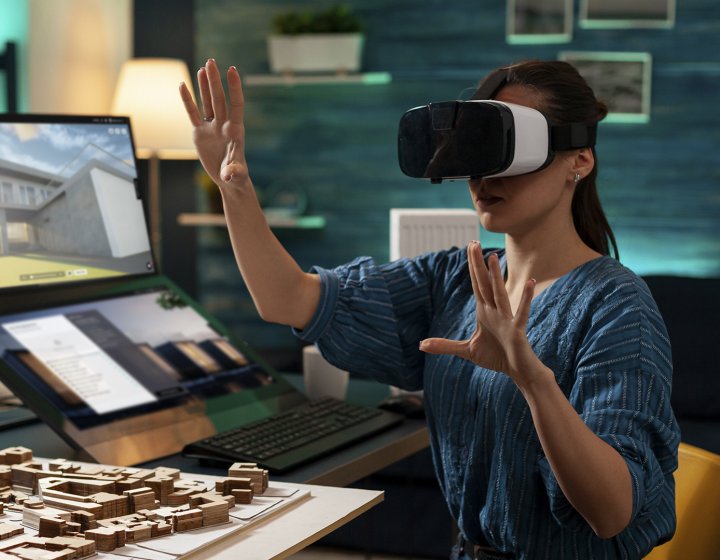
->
[[194, 0, 720, 358]]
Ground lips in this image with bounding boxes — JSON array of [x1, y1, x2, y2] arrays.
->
[[470, 178, 504, 209], [476, 194, 503, 208]]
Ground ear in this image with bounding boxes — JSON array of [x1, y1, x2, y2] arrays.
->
[[570, 147, 594, 182]]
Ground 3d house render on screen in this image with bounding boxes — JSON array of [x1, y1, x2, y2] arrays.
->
[[0, 156, 148, 261]]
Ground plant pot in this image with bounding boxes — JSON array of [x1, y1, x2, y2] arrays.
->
[[267, 33, 364, 74]]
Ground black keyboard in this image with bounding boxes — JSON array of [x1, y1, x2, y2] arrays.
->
[[182, 398, 404, 473]]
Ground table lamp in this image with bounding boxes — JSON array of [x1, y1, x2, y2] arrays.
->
[[111, 58, 197, 265]]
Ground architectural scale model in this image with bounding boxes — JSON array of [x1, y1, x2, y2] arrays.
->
[[0, 446, 282, 559]]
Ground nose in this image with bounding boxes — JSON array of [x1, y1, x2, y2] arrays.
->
[[468, 176, 498, 191]]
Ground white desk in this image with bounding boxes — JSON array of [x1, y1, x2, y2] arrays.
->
[[20, 458, 383, 560], [0, 376, 428, 558], [187, 483, 383, 560]]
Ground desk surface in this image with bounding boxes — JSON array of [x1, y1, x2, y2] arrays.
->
[[22, 455, 383, 560], [1, 374, 429, 487], [0, 377, 429, 559], [190, 482, 384, 560], [0, 410, 428, 487], [0, 412, 423, 559]]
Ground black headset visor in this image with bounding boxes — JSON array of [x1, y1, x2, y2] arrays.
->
[[397, 99, 597, 183], [398, 101, 516, 181]]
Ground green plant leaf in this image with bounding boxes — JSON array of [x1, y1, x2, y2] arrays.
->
[[272, 4, 364, 35]]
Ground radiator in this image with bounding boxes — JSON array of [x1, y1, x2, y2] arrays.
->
[[389, 208, 479, 261], [387, 208, 479, 398]]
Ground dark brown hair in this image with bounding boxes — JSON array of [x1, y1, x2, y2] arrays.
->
[[478, 60, 619, 259]]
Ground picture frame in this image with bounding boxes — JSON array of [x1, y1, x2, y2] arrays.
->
[[506, 0, 573, 44], [579, 0, 676, 29], [558, 51, 652, 123]]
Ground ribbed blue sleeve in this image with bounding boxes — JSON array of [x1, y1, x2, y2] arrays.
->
[[537, 272, 679, 552], [293, 250, 468, 389]]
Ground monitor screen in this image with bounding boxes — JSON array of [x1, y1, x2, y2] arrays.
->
[[0, 114, 155, 291], [0, 286, 275, 431]]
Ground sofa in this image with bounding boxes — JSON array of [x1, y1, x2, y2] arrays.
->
[[643, 275, 720, 455]]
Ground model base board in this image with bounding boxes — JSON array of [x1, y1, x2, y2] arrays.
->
[[0, 446, 310, 559]]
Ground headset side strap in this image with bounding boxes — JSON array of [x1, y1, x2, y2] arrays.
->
[[550, 122, 597, 150]]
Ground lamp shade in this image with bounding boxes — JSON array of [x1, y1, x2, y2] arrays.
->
[[111, 58, 196, 159]]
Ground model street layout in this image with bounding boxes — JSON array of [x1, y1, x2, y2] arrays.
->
[[0, 446, 307, 560]]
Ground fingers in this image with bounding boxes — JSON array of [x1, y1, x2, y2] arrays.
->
[[515, 278, 536, 327], [188, 60, 244, 129], [205, 59, 228, 122], [179, 59, 228, 126], [221, 158, 247, 183], [419, 338, 470, 360], [197, 66, 213, 120], [488, 253, 512, 316], [225, 67, 246, 167], [227, 66, 245, 127], [179, 82, 202, 126], [466, 243, 483, 304], [469, 241, 494, 307]]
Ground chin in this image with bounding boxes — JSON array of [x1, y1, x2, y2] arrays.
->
[[478, 215, 506, 234]]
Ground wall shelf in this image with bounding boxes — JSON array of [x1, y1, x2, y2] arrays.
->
[[177, 212, 326, 230], [243, 72, 392, 86]]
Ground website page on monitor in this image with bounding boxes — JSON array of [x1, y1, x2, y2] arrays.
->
[[0, 288, 274, 429], [0, 118, 155, 290]]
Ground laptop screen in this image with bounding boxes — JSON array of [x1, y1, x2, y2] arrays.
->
[[0, 114, 155, 291], [0, 286, 273, 422], [0, 279, 303, 465]]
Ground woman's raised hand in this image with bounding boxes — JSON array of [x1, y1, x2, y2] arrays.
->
[[420, 241, 542, 388], [179, 59, 249, 189]]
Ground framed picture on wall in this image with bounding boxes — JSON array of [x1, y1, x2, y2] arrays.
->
[[559, 51, 652, 123], [506, 0, 573, 44], [580, 0, 676, 29]]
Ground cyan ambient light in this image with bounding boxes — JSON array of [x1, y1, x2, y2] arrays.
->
[[0, 0, 28, 112]]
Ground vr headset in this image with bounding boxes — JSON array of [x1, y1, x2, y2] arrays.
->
[[397, 72, 597, 183]]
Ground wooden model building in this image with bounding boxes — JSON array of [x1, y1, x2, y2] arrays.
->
[[0, 446, 271, 558]]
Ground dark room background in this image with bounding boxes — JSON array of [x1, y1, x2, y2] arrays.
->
[[0, 4, 717, 556], [142, 0, 719, 368]]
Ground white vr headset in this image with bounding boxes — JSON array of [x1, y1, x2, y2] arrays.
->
[[397, 72, 597, 183]]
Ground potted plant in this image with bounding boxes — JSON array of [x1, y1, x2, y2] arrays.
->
[[267, 5, 365, 75]]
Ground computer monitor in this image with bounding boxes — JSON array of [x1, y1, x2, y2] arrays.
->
[[0, 114, 155, 292], [0, 113, 404, 470], [0, 114, 304, 466], [0, 279, 299, 466]]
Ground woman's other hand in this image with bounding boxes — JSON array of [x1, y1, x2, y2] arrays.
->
[[179, 59, 249, 189], [420, 241, 548, 390]]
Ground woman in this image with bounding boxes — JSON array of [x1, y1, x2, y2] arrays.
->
[[180, 59, 679, 559]]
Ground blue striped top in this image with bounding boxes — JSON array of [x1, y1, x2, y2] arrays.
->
[[294, 247, 680, 559]]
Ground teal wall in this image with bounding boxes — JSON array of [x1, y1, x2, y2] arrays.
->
[[0, 0, 28, 112], [194, 0, 720, 357]]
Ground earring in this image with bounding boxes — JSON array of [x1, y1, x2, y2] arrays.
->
[[574, 172, 581, 184]]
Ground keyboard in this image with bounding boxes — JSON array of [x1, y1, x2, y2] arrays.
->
[[182, 397, 405, 473]]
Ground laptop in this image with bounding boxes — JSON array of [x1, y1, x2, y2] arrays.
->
[[0, 113, 404, 472]]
